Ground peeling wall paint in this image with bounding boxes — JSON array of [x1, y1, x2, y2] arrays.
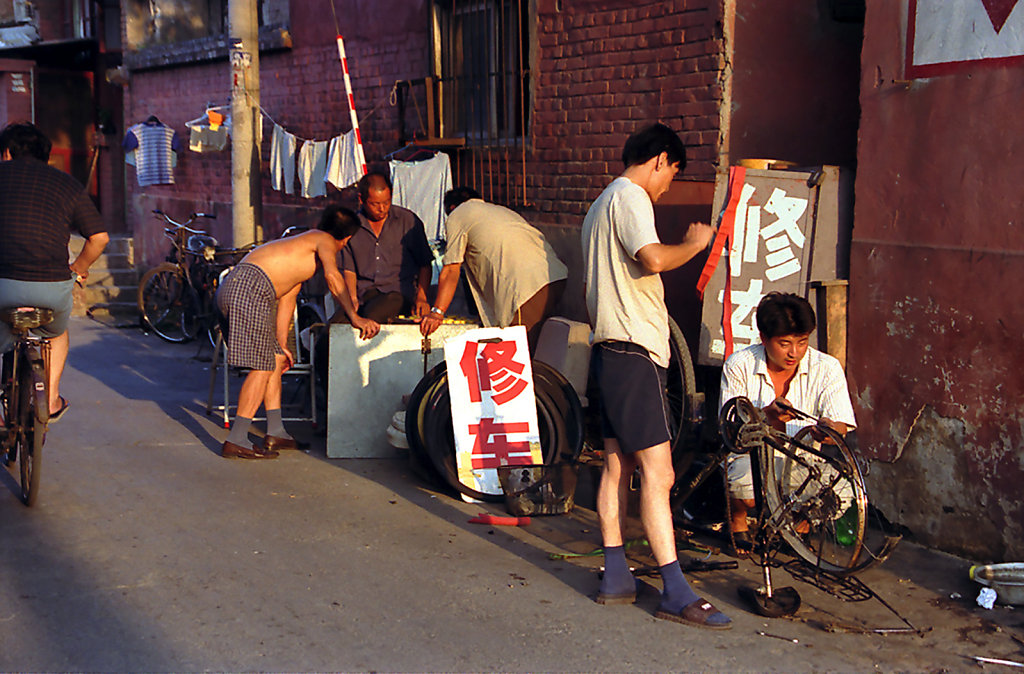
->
[[850, 1, 1024, 561]]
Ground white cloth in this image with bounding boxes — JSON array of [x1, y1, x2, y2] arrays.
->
[[719, 343, 857, 499], [270, 124, 296, 194], [297, 140, 329, 198], [390, 153, 453, 241], [442, 199, 568, 327], [581, 176, 669, 367], [326, 130, 362, 190]]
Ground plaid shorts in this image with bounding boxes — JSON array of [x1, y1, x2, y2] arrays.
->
[[216, 262, 284, 371]]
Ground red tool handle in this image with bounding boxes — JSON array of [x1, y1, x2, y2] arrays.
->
[[469, 513, 531, 526]]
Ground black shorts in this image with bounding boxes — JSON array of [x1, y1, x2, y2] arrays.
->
[[591, 340, 672, 454]]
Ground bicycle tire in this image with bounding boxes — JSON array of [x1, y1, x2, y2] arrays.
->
[[138, 263, 200, 343], [763, 425, 868, 575], [415, 361, 570, 502], [404, 361, 449, 486], [17, 347, 44, 506]]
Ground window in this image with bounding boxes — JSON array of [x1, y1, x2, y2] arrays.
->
[[432, 0, 531, 145]]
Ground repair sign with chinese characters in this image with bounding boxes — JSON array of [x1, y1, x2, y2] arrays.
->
[[445, 326, 543, 496]]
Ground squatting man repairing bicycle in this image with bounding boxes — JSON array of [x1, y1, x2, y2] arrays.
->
[[720, 292, 857, 549], [582, 122, 731, 629], [0, 122, 110, 423], [216, 206, 380, 460]]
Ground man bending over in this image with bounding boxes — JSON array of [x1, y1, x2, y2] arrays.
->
[[217, 206, 380, 459]]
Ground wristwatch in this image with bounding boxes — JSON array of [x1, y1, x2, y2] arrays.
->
[[430, 306, 444, 316]]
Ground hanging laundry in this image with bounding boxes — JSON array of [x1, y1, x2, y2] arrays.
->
[[390, 152, 452, 241], [297, 139, 329, 198], [187, 109, 230, 153], [270, 123, 297, 194], [123, 117, 181, 186], [325, 130, 362, 190]]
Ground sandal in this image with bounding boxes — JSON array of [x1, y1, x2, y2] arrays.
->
[[655, 598, 733, 630], [48, 396, 69, 424], [595, 578, 641, 605]]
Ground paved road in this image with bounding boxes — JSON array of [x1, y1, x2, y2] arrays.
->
[[0, 318, 1020, 671]]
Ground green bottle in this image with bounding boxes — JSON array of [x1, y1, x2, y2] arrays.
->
[[834, 504, 858, 547]]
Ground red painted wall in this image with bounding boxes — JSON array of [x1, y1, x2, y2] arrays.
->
[[729, 0, 861, 167], [850, 1, 1024, 559]]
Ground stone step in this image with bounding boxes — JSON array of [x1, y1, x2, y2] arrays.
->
[[83, 268, 140, 288], [79, 284, 136, 305], [69, 234, 134, 258]]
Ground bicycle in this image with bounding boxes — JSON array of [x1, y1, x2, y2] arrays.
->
[[0, 307, 52, 506], [137, 210, 251, 345]]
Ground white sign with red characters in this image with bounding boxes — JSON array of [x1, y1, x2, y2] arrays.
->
[[445, 326, 543, 496]]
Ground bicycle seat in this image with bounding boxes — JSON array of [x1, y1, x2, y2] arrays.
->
[[0, 306, 54, 331], [187, 234, 220, 261]]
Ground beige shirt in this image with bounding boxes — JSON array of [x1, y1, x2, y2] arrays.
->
[[581, 177, 670, 367], [442, 199, 568, 327]]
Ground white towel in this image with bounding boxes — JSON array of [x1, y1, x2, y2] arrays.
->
[[270, 124, 297, 194], [326, 130, 362, 190], [298, 140, 329, 198]]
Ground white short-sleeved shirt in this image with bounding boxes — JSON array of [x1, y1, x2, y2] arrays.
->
[[719, 343, 857, 435], [581, 177, 669, 367], [442, 199, 568, 327]]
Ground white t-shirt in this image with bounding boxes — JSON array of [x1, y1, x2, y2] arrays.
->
[[581, 177, 669, 367], [719, 343, 858, 434], [442, 199, 568, 327]]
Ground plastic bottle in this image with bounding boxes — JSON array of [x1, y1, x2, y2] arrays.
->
[[834, 504, 858, 547]]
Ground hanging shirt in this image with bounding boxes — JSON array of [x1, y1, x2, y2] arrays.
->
[[297, 139, 329, 198], [326, 130, 362, 190], [270, 123, 297, 194], [123, 120, 181, 187], [389, 152, 452, 241]]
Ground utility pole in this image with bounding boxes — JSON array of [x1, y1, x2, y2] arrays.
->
[[229, 0, 262, 247]]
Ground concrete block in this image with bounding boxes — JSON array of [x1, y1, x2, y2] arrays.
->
[[326, 321, 481, 459]]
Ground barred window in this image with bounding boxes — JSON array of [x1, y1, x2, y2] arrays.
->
[[431, 0, 531, 145]]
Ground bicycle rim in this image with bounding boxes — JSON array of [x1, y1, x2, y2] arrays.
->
[[666, 316, 699, 474], [17, 355, 42, 506], [138, 265, 198, 343], [765, 426, 867, 574]]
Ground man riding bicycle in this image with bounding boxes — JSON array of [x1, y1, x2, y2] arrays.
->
[[0, 122, 110, 422]]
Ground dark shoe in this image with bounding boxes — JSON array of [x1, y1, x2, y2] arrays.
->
[[48, 396, 70, 424], [732, 530, 754, 552], [262, 435, 308, 451], [655, 598, 733, 630], [595, 579, 641, 605], [222, 440, 278, 459]]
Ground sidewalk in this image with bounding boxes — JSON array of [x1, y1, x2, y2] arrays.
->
[[0, 316, 1019, 672]]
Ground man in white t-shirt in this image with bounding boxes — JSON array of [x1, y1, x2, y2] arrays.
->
[[719, 292, 857, 547], [419, 187, 568, 348], [581, 123, 730, 630]]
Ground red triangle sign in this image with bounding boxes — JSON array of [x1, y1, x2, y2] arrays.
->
[[981, 0, 1019, 33]]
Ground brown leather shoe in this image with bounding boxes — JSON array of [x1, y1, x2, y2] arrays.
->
[[262, 435, 308, 452], [222, 440, 279, 459]]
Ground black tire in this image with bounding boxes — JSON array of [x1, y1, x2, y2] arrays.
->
[[138, 263, 200, 343], [410, 360, 576, 503], [763, 425, 868, 574], [17, 349, 44, 506]]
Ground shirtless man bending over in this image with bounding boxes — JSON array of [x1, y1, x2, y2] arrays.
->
[[216, 206, 380, 459]]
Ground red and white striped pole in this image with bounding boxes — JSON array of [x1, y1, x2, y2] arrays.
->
[[336, 35, 367, 177]]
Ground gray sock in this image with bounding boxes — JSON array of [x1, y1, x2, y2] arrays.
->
[[266, 408, 291, 439], [227, 416, 253, 446]]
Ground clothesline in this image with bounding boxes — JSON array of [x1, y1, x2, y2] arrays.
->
[[243, 82, 397, 146]]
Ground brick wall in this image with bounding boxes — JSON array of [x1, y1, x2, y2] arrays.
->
[[124, 0, 725, 279]]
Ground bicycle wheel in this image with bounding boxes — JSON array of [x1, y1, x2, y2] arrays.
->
[[764, 425, 868, 574], [16, 348, 45, 506], [138, 263, 200, 343], [666, 316, 701, 479]]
